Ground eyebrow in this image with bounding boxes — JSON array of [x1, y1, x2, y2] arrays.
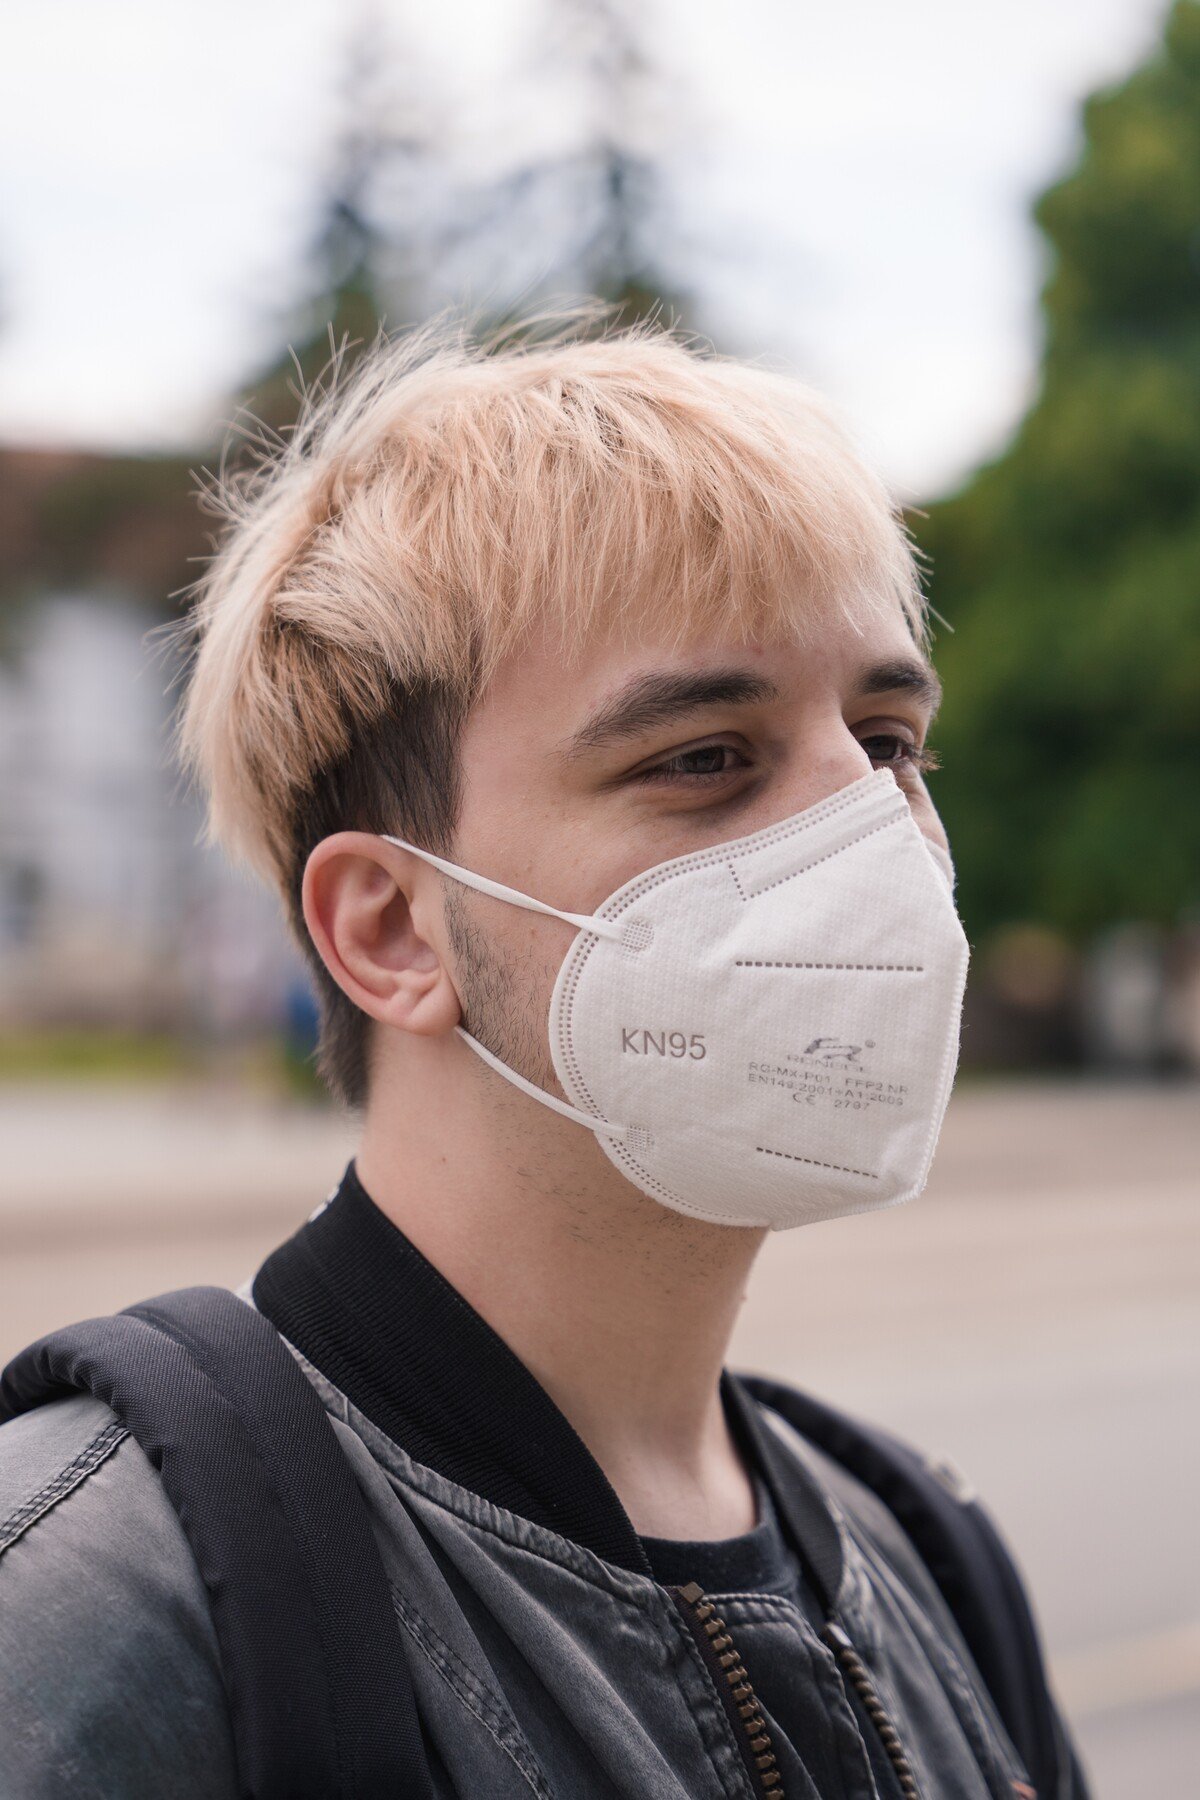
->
[[564, 670, 780, 758], [562, 656, 943, 761], [858, 657, 943, 718]]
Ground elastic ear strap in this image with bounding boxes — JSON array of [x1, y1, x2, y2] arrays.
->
[[455, 1027, 627, 1138], [380, 835, 625, 941]]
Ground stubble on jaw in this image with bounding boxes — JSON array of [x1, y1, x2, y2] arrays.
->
[[440, 880, 627, 1239], [441, 882, 729, 1264], [442, 884, 560, 1095]]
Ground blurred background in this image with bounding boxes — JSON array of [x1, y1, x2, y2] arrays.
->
[[1, 2, 1197, 1794]]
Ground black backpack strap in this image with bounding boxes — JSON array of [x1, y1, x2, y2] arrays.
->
[[737, 1374, 1089, 1800], [0, 1286, 436, 1800]]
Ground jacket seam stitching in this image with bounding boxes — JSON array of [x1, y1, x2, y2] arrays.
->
[[835, 1494, 1028, 1792], [862, 1528, 1027, 1794], [390, 1584, 554, 1800], [283, 1350, 652, 1599], [0, 1419, 129, 1557]]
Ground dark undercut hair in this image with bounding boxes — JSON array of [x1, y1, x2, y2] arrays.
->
[[283, 678, 465, 1108]]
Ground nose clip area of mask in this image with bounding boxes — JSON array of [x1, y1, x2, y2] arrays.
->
[[730, 770, 908, 902]]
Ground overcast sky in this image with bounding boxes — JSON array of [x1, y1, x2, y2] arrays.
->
[[0, 0, 1167, 497]]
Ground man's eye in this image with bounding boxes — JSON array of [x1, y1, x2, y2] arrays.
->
[[638, 743, 749, 782], [859, 734, 940, 773]]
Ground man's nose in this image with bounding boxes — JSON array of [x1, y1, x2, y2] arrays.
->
[[782, 726, 879, 815]]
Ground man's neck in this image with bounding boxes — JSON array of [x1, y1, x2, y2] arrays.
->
[[355, 1039, 767, 1539]]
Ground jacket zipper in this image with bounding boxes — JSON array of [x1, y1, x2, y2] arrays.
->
[[821, 1619, 924, 1800], [672, 1581, 783, 1795], [671, 1589, 926, 1800]]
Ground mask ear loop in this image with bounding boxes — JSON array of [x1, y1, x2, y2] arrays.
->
[[379, 833, 629, 1138], [452, 1026, 628, 1138], [379, 835, 626, 942]]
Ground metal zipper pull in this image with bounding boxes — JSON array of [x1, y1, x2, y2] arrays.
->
[[822, 1619, 924, 1800], [673, 1581, 783, 1795]]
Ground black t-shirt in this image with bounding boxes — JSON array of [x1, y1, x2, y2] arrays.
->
[[639, 1468, 825, 1628], [640, 1474, 908, 1799]]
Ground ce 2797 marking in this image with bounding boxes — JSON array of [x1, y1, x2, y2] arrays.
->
[[621, 1029, 707, 1060]]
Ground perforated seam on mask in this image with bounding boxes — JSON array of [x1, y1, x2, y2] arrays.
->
[[735, 961, 924, 972], [727, 860, 748, 901], [556, 933, 607, 1130], [592, 777, 897, 925], [755, 1145, 879, 1180], [745, 814, 905, 899]]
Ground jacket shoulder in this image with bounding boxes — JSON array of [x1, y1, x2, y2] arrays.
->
[[0, 1394, 238, 1799]]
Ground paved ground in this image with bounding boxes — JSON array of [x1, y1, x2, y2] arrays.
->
[[1, 1075, 1197, 1798]]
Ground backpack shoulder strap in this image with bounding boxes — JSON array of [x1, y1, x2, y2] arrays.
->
[[0, 1286, 435, 1800], [737, 1373, 1089, 1800]]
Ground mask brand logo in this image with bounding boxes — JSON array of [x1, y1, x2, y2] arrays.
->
[[621, 1028, 707, 1060], [801, 1036, 867, 1068]]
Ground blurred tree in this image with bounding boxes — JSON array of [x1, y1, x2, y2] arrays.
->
[[235, 4, 431, 427], [0, 8, 432, 624], [0, 0, 697, 632], [917, 0, 1200, 941], [539, 0, 686, 320], [429, 0, 693, 330]]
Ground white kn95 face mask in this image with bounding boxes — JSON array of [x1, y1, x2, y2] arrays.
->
[[381, 769, 969, 1231]]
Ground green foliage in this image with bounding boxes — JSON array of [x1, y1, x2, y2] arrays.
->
[[1038, 0, 1200, 345], [917, 0, 1200, 943]]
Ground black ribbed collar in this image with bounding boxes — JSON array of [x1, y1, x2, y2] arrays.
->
[[253, 1161, 654, 1570], [252, 1159, 843, 1597]]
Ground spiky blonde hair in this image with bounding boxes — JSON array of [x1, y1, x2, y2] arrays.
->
[[176, 314, 925, 895]]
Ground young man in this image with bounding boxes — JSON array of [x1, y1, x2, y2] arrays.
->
[[0, 324, 1086, 1798]]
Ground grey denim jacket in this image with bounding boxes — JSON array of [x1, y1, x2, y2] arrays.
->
[[0, 1168, 1074, 1800]]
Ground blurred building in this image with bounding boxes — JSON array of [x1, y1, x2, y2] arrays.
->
[[0, 592, 303, 1041]]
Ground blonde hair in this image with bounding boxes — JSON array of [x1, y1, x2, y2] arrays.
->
[[176, 315, 926, 892]]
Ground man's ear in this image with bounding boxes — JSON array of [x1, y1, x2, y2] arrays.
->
[[301, 832, 462, 1037]]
